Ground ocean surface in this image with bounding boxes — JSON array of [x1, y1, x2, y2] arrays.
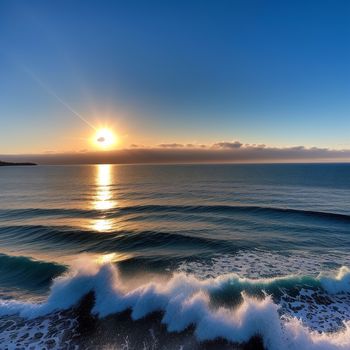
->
[[0, 163, 349, 350]]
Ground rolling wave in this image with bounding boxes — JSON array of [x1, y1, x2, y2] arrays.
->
[[1, 205, 349, 222], [0, 207, 97, 219], [118, 204, 350, 223], [0, 224, 230, 254], [0, 253, 66, 293]]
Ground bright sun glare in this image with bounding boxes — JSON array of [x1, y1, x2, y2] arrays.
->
[[94, 128, 117, 149]]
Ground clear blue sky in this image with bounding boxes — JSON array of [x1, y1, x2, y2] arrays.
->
[[0, 0, 349, 154]]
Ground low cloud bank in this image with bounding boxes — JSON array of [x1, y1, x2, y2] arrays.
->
[[1, 142, 350, 165], [212, 141, 243, 149]]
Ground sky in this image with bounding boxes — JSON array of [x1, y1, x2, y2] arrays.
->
[[0, 0, 350, 162]]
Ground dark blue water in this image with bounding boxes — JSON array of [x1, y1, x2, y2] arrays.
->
[[0, 164, 349, 349]]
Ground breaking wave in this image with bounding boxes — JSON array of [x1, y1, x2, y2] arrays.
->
[[0, 258, 349, 350]]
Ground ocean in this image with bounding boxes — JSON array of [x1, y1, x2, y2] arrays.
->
[[0, 163, 349, 350]]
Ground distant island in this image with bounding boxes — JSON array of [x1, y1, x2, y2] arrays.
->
[[0, 161, 37, 166]]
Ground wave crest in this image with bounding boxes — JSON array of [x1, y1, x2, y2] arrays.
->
[[320, 266, 350, 294]]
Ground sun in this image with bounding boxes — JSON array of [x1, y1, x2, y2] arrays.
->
[[94, 128, 117, 149]]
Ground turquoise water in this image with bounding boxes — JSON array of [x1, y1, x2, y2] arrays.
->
[[0, 164, 349, 349]]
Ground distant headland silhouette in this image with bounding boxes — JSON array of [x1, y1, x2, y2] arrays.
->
[[0, 161, 37, 166]]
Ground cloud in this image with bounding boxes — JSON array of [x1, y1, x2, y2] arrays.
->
[[289, 146, 305, 151], [1, 141, 350, 164], [185, 144, 207, 148], [158, 143, 185, 148], [212, 141, 243, 149]]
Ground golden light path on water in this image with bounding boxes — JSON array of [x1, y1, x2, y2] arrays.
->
[[92, 164, 116, 232], [91, 165, 133, 265]]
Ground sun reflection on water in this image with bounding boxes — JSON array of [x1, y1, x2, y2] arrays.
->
[[96, 252, 131, 264], [92, 164, 116, 232]]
